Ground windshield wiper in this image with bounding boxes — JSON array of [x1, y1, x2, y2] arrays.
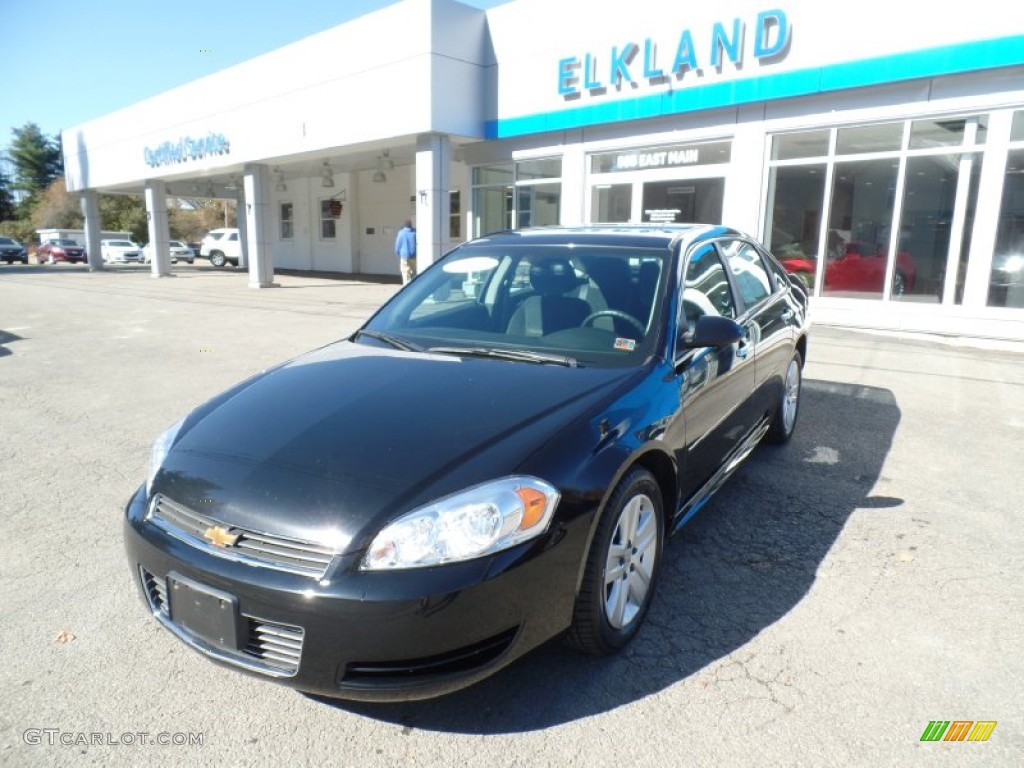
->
[[353, 329, 424, 352], [429, 346, 579, 367]]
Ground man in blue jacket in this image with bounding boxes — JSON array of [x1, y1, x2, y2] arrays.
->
[[394, 220, 416, 285]]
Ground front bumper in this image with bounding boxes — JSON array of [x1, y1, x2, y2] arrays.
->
[[123, 487, 582, 701]]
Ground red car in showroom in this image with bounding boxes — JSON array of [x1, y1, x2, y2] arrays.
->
[[779, 240, 916, 296], [37, 238, 87, 264]]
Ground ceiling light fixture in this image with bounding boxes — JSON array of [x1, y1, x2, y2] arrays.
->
[[321, 161, 335, 188]]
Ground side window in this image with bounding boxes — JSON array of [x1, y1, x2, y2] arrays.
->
[[720, 239, 772, 307], [681, 244, 736, 331]]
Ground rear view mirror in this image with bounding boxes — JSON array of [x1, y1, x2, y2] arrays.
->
[[683, 315, 744, 349]]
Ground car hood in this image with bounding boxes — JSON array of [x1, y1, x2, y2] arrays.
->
[[153, 340, 635, 553]]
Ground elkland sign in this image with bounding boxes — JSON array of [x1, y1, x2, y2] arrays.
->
[[557, 8, 791, 98], [144, 133, 231, 168]]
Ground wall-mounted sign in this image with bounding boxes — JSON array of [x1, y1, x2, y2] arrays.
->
[[590, 140, 732, 173], [143, 133, 230, 168], [558, 9, 790, 98]]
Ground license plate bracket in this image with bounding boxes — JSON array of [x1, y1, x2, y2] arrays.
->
[[168, 573, 240, 651]]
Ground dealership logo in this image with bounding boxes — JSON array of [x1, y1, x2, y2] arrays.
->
[[144, 133, 230, 168], [920, 721, 997, 742], [557, 8, 791, 97]]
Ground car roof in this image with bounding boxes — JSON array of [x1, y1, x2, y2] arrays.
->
[[468, 224, 745, 250]]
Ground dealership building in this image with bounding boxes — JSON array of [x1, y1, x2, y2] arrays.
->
[[63, 0, 1024, 339]]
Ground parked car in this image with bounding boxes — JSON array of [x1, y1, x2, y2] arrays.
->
[[199, 228, 241, 267], [141, 240, 195, 264], [778, 240, 917, 296], [124, 224, 809, 702], [37, 238, 87, 264], [101, 239, 143, 263], [0, 236, 28, 264]]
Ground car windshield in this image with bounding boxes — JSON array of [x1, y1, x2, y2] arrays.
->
[[52, 239, 79, 246], [169, 241, 185, 247], [108, 240, 134, 247], [361, 242, 670, 368], [0, 237, 17, 245]]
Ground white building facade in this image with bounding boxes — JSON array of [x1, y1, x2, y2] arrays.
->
[[64, 0, 1024, 339]]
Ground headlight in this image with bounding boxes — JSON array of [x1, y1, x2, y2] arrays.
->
[[146, 417, 185, 497], [361, 476, 560, 570]]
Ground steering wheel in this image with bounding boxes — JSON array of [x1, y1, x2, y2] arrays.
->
[[582, 310, 646, 335]]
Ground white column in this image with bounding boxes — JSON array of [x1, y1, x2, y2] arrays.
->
[[235, 192, 248, 269], [79, 191, 103, 270], [962, 109, 1013, 307], [243, 163, 276, 288], [144, 180, 172, 277], [415, 134, 452, 270], [560, 131, 585, 225]]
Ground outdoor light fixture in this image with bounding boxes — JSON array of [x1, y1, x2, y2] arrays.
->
[[321, 161, 335, 188], [274, 168, 287, 192], [382, 149, 395, 171], [225, 174, 239, 191], [372, 155, 387, 183], [206, 182, 216, 197]]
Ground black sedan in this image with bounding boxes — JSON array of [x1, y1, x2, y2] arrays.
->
[[124, 225, 809, 701], [0, 236, 28, 264]]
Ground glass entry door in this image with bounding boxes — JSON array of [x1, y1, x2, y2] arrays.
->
[[641, 178, 724, 224]]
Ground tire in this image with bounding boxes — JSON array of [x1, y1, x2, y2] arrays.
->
[[766, 350, 803, 444], [892, 271, 906, 297], [210, 251, 227, 268], [565, 468, 664, 655], [187, 258, 194, 265]]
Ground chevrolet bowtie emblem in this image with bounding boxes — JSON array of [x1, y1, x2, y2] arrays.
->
[[203, 525, 240, 548]]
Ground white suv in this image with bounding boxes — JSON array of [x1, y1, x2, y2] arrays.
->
[[199, 228, 242, 268]]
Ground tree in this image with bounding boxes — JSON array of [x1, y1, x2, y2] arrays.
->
[[8, 123, 62, 201], [30, 177, 82, 231], [98, 193, 147, 242], [0, 170, 15, 222]]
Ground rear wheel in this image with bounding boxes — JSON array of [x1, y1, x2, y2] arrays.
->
[[566, 468, 664, 655], [766, 350, 802, 444], [210, 251, 227, 268]]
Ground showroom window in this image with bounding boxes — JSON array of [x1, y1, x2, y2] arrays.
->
[[988, 110, 1024, 308], [319, 200, 336, 240], [764, 116, 986, 303], [471, 159, 561, 237], [450, 190, 461, 240], [280, 202, 293, 240]]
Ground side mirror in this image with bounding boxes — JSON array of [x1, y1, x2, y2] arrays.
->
[[683, 315, 744, 349]]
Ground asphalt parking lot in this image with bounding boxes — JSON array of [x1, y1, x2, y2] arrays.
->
[[1, 262, 1022, 767]]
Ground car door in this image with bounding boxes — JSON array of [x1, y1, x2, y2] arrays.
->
[[671, 242, 758, 504], [716, 238, 797, 421]]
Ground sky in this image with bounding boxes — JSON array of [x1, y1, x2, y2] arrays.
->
[[1, 0, 509, 154]]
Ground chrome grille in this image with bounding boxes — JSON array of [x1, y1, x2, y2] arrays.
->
[[140, 568, 169, 616], [138, 567, 304, 677], [147, 495, 334, 578], [245, 620, 304, 674]]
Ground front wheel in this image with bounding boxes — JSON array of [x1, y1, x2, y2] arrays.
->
[[766, 350, 803, 444], [565, 468, 664, 655]]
